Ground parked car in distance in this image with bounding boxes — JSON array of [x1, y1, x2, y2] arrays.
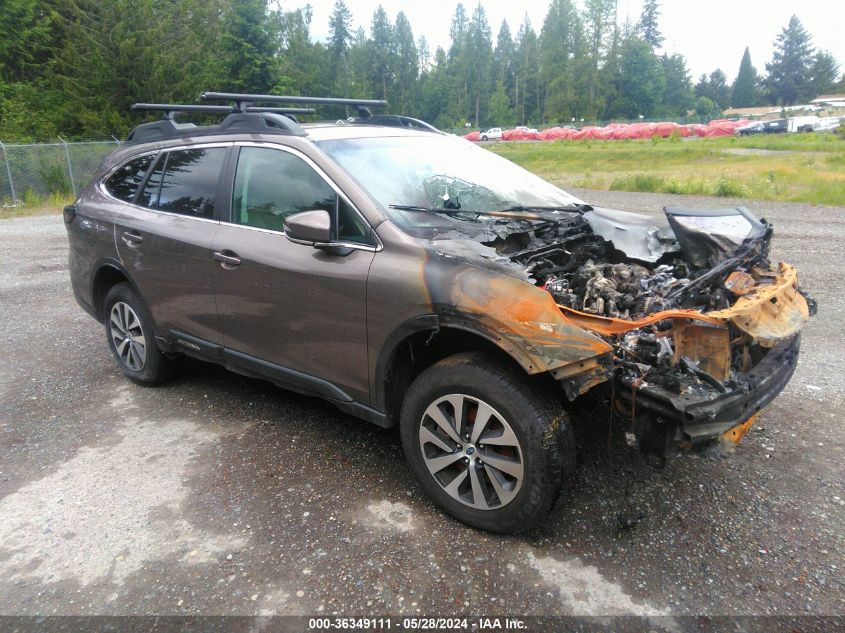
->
[[64, 93, 813, 533], [514, 125, 539, 134], [762, 119, 788, 134], [480, 127, 502, 141], [735, 121, 765, 136]]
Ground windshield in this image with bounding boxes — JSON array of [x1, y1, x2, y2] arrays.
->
[[315, 135, 582, 230]]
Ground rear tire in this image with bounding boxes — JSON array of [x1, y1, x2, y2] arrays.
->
[[103, 283, 173, 386], [400, 352, 573, 533]]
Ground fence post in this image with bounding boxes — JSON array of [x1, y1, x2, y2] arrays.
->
[[0, 141, 18, 205], [58, 136, 78, 198]]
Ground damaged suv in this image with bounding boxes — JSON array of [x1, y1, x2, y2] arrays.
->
[[65, 94, 813, 533]]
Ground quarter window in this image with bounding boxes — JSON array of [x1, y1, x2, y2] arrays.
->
[[137, 148, 227, 218], [104, 155, 154, 202]]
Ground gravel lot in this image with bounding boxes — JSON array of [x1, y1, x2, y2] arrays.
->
[[0, 191, 842, 626]]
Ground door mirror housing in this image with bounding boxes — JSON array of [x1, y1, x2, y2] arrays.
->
[[284, 210, 332, 245]]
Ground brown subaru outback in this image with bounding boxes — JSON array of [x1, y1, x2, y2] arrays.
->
[[65, 93, 813, 533]]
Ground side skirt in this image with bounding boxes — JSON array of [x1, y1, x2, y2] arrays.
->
[[156, 332, 391, 429]]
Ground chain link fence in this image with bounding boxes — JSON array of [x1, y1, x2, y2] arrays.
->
[[0, 139, 122, 207]]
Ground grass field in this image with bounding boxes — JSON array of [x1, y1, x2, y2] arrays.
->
[[490, 133, 845, 206]]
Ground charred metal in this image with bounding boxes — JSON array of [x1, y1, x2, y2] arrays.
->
[[439, 204, 812, 454]]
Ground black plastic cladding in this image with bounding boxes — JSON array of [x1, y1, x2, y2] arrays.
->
[[124, 111, 308, 144]]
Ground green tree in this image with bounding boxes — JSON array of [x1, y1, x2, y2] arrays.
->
[[612, 36, 665, 118], [695, 69, 730, 109], [638, 0, 664, 48], [420, 47, 451, 127], [393, 11, 418, 114], [447, 3, 470, 121], [707, 69, 730, 109], [369, 6, 395, 101], [584, 0, 617, 118], [695, 96, 715, 118], [327, 0, 353, 96], [466, 3, 494, 127], [220, 0, 278, 93], [514, 18, 540, 124], [810, 51, 841, 97], [539, 0, 581, 122], [765, 15, 815, 105], [493, 20, 515, 103], [731, 47, 759, 107], [488, 80, 515, 126], [660, 53, 694, 117]]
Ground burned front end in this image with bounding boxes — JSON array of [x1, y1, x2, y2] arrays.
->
[[488, 205, 814, 455]]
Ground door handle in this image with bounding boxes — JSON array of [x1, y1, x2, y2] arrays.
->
[[213, 250, 242, 269], [121, 230, 143, 246]]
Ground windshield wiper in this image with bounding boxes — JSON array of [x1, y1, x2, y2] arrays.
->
[[388, 203, 592, 223], [388, 204, 465, 216], [502, 203, 593, 213]]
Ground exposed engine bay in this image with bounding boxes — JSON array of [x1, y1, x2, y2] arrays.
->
[[470, 204, 814, 450], [491, 206, 773, 321]]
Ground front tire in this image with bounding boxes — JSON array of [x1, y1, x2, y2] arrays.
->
[[103, 283, 174, 386], [400, 352, 573, 533]]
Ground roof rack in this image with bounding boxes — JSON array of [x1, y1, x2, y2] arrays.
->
[[131, 103, 316, 119], [201, 92, 388, 119], [124, 92, 422, 144]]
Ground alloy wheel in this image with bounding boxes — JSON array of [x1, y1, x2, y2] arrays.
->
[[109, 301, 147, 371], [418, 394, 524, 510]]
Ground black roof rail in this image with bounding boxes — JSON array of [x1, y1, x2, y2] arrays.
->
[[350, 114, 443, 134], [201, 92, 388, 119], [126, 107, 308, 145]]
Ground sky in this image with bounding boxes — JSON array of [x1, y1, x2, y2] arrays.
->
[[286, 0, 845, 82]]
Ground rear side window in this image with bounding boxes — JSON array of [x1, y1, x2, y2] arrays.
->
[[137, 148, 227, 218], [104, 155, 154, 202]]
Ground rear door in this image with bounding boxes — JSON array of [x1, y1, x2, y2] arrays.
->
[[112, 144, 230, 344], [210, 143, 377, 402]]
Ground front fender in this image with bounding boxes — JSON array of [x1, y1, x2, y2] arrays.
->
[[427, 259, 613, 375]]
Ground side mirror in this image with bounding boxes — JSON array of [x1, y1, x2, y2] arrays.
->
[[284, 210, 332, 245]]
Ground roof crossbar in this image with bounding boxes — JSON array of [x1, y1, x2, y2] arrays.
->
[[131, 103, 315, 120], [201, 92, 387, 119]]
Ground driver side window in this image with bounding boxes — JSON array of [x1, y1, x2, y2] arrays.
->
[[232, 147, 335, 232]]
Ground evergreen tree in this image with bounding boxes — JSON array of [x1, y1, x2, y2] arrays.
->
[[515, 18, 540, 124], [612, 35, 665, 118], [420, 47, 451, 127], [447, 3, 470, 121], [369, 6, 395, 101], [638, 0, 664, 48], [488, 80, 515, 126], [220, 0, 278, 93], [539, 0, 581, 122], [661, 53, 694, 117], [707, 69, 730, 109], [466, 3, 494, 127], [731, 48, 759, 107], [765, 15, 815, 105], [584, 0, 617, 118], [327, 0, 353, 96], [810, 51, 840, 97], [418, 36, 431, 75], [393, 11, 418, 114], [493, 20, 515, 102]]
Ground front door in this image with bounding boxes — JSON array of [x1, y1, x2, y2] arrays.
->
[[210, 145, 377, 402]]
